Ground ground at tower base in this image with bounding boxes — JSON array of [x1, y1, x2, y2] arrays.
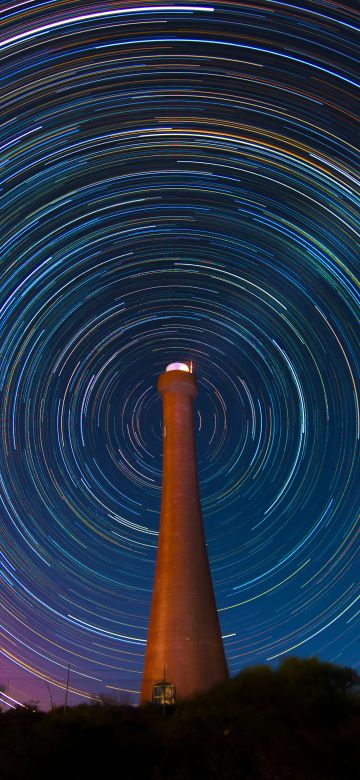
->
[[1, 657, 359, 780]]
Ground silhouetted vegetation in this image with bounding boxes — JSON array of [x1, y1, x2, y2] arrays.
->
[[0, 658, 359, 779]]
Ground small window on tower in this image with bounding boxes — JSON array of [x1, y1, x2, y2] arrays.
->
[[152, 680, 176, 708]]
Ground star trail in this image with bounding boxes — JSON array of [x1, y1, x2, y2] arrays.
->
[[0, 1, 358, 709]]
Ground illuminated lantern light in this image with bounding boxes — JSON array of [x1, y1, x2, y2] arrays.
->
[[166, 362, 190, 372]]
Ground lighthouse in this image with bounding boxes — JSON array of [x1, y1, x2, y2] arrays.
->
[[140, 362, 228, 704]]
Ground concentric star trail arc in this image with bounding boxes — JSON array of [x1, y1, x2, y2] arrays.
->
[[0, 0, 358, 708]]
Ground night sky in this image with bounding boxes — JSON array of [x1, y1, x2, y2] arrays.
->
[[0, 1, 358, 710]]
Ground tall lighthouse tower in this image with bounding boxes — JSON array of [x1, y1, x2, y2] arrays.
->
[[140, 362, 228, 704]]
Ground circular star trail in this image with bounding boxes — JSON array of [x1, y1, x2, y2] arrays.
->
[[0, 1, 358, 708]]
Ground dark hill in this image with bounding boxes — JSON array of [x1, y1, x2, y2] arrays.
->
[[1, 657, 359, 779]]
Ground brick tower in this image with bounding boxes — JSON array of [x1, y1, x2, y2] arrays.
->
[[140, 362, 228, 704]]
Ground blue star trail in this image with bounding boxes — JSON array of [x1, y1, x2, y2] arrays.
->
[[0, 1, 358, 709]]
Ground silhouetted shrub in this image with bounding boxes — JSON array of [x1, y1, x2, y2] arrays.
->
[[0, 658, 359, 780]]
